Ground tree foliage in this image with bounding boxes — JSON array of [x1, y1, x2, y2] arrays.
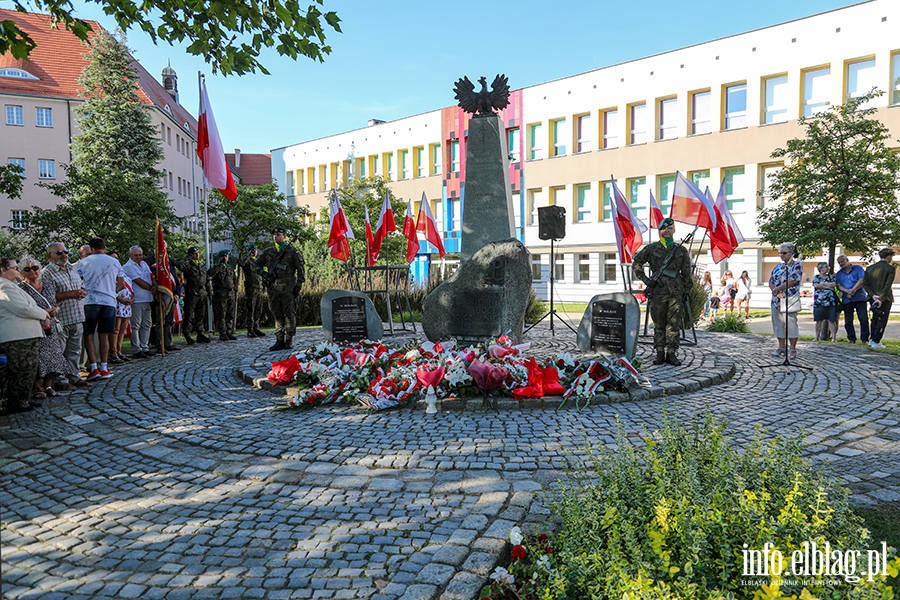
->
[[204, 182, 309, 262], [2, 0, 341, 76], [24, 29, 186, 258], [0, 163, 25, 201], [757, 89, 900, 271]]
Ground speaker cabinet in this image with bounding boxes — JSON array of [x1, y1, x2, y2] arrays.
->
[[538, 205, 566, 240]]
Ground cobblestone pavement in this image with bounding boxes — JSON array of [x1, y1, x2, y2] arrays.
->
[[2, 326, 899, 600]]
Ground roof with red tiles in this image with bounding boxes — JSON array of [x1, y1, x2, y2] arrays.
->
[[225, 153, 273, 187], [0, 9, 196, 133]]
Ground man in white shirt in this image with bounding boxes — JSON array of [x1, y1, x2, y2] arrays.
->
[[123, 246, 157, 359], [76, 237, 125, 380]]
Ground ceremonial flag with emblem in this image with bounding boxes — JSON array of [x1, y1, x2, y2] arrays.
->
[[154, 218, 175, 309]]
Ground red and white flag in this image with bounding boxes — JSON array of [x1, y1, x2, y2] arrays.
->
[[649, 191, 664, 230], [610, 179, 648, 263], [707, 183, 744, 264], [372, 191, 396, 261], [328, 190, 352, 262], [671, 171, 717, 231], [155, 218, 175, 309], [196, 77, 237, 201], [402, 199, 419, 263], [415, 192, 445, 258], [364, 204, 376, 267]]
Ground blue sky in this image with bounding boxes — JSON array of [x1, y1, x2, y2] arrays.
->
[[67, 0, 857, 154]]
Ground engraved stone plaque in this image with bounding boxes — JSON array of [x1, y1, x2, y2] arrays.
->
[[590, 300, 627, 354], [447, 288, 502, 338], [332, 296, 368, 343]]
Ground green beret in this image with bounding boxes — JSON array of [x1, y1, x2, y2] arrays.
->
[[187, 246, 199, 254], [658, 218, 675, 230], [216, 249, 230, 257], [247, 243, 257, 251], [272, 226, 287, 234]]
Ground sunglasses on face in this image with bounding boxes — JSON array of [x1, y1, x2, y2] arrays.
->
[[22, 266, 40, 272], [56, 249, 69, 255], [3, 265, 20, 270]]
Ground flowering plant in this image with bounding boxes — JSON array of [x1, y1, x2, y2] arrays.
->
[[479, 527, 558, 600]]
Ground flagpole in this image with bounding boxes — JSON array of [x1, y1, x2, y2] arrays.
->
[[156, 216, 166, 357], [199, 71, 213, 336]]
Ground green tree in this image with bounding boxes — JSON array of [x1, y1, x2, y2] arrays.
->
[[0, 163, 24, 201], [25, 29, 177, 258], [757, 89, 900, 271], [2, 0, 340, 76], [205, 182, 309, 261]]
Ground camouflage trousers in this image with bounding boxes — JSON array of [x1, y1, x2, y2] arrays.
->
[[212, 293, 235, 336], [268, 291, 297, 341], [244, 286, 264, 331], [182, 293, 208, 337], [649, 295, 684, 352], [3, 337, 40, 409]]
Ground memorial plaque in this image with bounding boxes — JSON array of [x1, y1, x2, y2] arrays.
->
[[447, 288, 502, 338], [332, 296, 368, 343], [590, 300, 627, 354]]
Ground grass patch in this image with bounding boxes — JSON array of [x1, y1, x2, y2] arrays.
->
[[391, 311, 422, 323]]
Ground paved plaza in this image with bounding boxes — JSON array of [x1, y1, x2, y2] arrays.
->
[[2, 325, 900, 600]]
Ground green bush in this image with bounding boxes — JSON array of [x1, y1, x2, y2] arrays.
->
[[538, 412, 897, 599], [526, 288, 548, 324], [687, 277, 707, 326], [391, 310, 422, 323], [707, 312, 752, 333]]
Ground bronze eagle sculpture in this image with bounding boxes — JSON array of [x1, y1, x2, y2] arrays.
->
[[453, 74, 511, 115]]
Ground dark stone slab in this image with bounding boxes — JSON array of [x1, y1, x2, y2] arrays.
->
[[321, 289, 384, 342], [576, 292, 640, 359]]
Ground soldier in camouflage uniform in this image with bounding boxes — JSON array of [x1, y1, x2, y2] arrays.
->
[[632, 218, 693, 366], [239, 244, 266, 338], [175, 247, 211, 344], [208, 249, 237, 341], [257, 226, 305, 351]]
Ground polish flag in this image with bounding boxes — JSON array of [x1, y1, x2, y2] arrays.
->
[[328, 190, 353, 262], [402, 199, 420, 263], [649, 191, 664, 229], [196, 77, 237, 201], [154, 218, 175, 309], [372, 191, 396, 260], [364, 204, 376, 267], [610, 179, 648, 263], [671, 171, 717, 231], [707, 183, 744, 264], [415, 192, 445, 258]]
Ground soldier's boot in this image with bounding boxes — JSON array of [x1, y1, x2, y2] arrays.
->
[[247, 329, 258, 338], [185, 335, 195, 345], [219, 334, 229, 342], [269, 337, 287, 352], [197, 333, 211, 343], [653, 350, 667, 365], [227, 332, 238, 340], [253, 328, 266, 337], [284, 336, 293, 350], [665, 351, 682, 366]]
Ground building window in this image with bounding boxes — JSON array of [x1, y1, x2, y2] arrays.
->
[[802, 67, 831, 117], [384, 152, 393, 180], [601, 181, 613, 220], [35, 107, 53, 127], [554, 253, 565, 282], [602, 109, 619, 149], [8, 158, 25, 178], [892, 52, 900, 105], [690, 170, 710, 190], [320, 165, 328, 191], [628, 103, 647, 145], [399, 150, 409, 180], [845, 58, 878, 108], [310, 167, 318, 193], [507, 128, 520, 163], [430, 143, 441, 175], [355, 158, 365, 179], [528, 188, 546, 226], [413, 146, 425, 177], [160, 123, 165, 138], [6, 105, 23, 126], [168, 171, 173, 189], [723, 166, 746, 213], [528, 123, 543, 160], [10, 209, 29, 230], [451, 198, 461, 231], [298, 169, 305, 194], [450, 141, 460, 173], [758, 163, 783, 209], [575, 184, 591, 223], [531, 256, 542, 281], [723, 83, 747, 129], [763, 75, 789, 124], [627, 177, 647, 218], [690, 90, 711, 135], [286, 170, 295, 195], [658, 98, 678, 140], [0, 67, 38, 80], [603, 253, 618, 282], [371, 154, 380, 177], [578, 253, 591, 282], [657, 174, 676, 217], [550, 118, 566, 156], [575, 114, 591, 153], [433, 199, 443, 233], [38, 159, 55, 179], [167, 126, 172, 145]]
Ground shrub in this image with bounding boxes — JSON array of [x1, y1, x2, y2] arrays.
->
[[707, 312, 752, 333], [526, 288, 547, 324], [533, 412, 898, 599], [687, 277, 707, 326], [391, 310, 422, 323]]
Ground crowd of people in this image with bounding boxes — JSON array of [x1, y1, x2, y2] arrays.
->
[[0, 227, 306, 414]]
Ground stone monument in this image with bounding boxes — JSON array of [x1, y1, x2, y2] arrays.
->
[[321, 289, 384, 343], [576, 292, 641, 359], [453, 75, 516, 262], [422, 239, 532, 345]]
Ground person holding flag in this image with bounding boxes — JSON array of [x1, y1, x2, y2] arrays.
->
[[257, 226, 305, 351], [632, 218, 693, 366]]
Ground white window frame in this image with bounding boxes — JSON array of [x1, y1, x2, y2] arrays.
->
[[577, 253, 591, 283], [38, 159, 56, 179], [6, 105, 23, 126], [528, 123, 543, 160], [802, 67, 831, 117], [723, 83, 747, 130], [602, 110, 619, 149], [629, 103, 647, 145], [508, 128, 520, 163], [690, 90, 711, 135], [575, 114, 591, 153], [10, 209, 29, 230], [845, 58, 878, 108], [763, 75, 789, 124], [8, 158, 25, 177], [658, 97, 678, 140]]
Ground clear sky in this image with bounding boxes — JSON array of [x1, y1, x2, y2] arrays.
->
[[67, 0, 860, 154]]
